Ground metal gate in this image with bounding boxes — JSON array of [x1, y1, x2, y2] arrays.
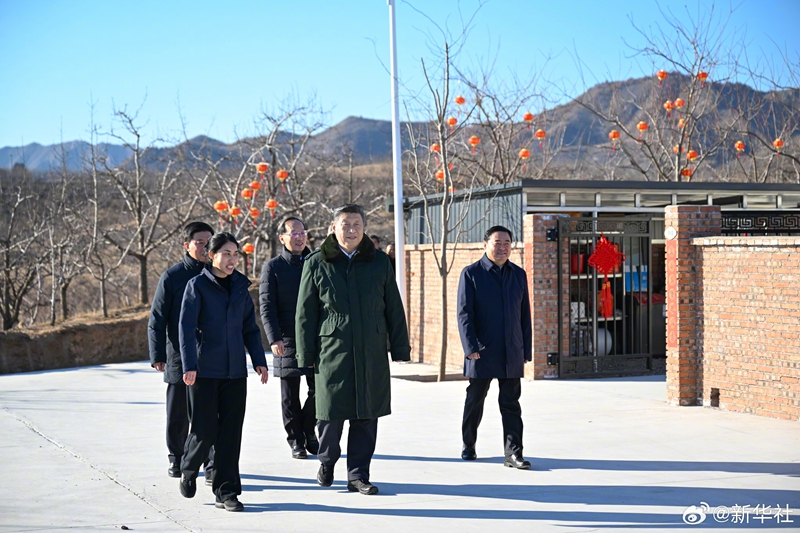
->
[[555, 217, 659, 378]]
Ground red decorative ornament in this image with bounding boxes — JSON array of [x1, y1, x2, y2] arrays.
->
[[663, 100, 674, 119], [454, 95, 466, 106], [241, 188, 253, 200], [587, 234, 625, 318], [256, 162, 269, 174], [519, 148, 530, 172], [636, 121, 648, 141], [276, 169, 289, 193], [697, 71, 708, 88], [435, 169, 445, 181], [249, 207, 260, 227], [265, 197, 278, 218], [250, 180, 261, 191], [446, 116, 457, 133], [734, 140, 745, 157], [608, 129, 620, 152], [681, 167, 693, 181], [674, 98, 686, 118], [242, 243, 255, 254], [430, 143, 441, 153], [468, 136, 480, 154], [774, 138, 784, 157], [687, 149, 699, 163], [534, 129, 546, 150], [213, 200, 229, 213], [673, 144, 684, 154], [656, 70, 668, 86], [229, 206, 242, 225], [523, 112, 534, 130]]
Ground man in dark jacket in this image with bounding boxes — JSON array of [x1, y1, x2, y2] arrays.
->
[[148, 222, 215, 479], [457, 225, 532, 469], [259, 217, 317, 459], [296, 204, 410, 495]]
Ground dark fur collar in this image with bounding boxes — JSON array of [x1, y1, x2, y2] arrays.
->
[[320, 233, 376, 263]]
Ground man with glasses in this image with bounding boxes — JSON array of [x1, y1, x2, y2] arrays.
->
[[259, 217, 318, 459], [457, 225, 532, 469], [296, 204, 410, 495]]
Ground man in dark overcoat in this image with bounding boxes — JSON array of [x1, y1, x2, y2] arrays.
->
[[259, 216, 317, 459], [148, 221, 215, 479], [457, 225, 532, 469], [296, 204, 410, 495]]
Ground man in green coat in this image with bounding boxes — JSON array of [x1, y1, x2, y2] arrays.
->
[[296, 204, 410, 495]]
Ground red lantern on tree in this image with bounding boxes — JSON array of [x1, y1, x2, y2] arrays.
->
[[265, 197, 278, 218], [454, 95, 466, 106], [229, 206, 242, 225], [687, 149, 699, 162], [588, 234, 626, 318], [256, 162, 269, 174], [697, 71, 708, 88], [523, 112, 534, 130], [242, 243, 255, 254], [678, 117, 687, 129], [519, 148, 531, 172], [656, 70, 668, 86], [468, 136, 480, 154], [608, 129, 620, 151], [435, 169, 445, 181], [773, 138, 784, 157], [249, 180, 261, 201], [674, 98, 686, 117], [276, 169, 289, 193], [673, 144, 684, 154], [214, 200, 229, 213], [663, 100, 674, 118], [534, 129, 546, 150], [734, 140, 745, 157], [430, 143, 441, 153], [447, 116, 457, 133], [249, 207, 260, 227], [681, 168, 693, 181], [241, 188, 253, 200], [636, 121, 648, 141]]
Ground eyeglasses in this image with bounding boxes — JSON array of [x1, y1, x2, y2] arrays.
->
[[283, 231, 307, 239]]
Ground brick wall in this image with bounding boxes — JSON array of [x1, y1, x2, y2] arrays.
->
[[405, 242, 525, 375], [693, 236, 800, 420]]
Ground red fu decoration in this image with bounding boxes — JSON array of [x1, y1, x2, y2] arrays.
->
[[587, 234, 626, 319]]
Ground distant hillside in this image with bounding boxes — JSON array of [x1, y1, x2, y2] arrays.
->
[[4, 75, 796, 174]]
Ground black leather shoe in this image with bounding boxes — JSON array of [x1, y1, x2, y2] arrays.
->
[[317, 464, 333, 487], [347, 479, 379, 495], [305, 436, 320, 456], [215, 496, 244, 512], [292, 445, 308, 459], [461, 446, 477, 461], [504, 453, 531, 470], [168, 461, 181, 478], [179, 475, 196, 498]]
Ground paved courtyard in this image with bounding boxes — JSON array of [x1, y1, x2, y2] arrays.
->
[[0, 359, 798, 532]]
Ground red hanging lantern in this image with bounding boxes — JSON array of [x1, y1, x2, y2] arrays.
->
[[587, 234, 626, 318], [256, 162, 269, 174], [276, 169, 289, 193], [663, 100, 674, 119], [446, 116, 458, 133], [687, 149, 699, 163], [523, 112, 534, 130], [697, 71, 708, 88], [534, 129, 546, 150], [468, 136, 480, 154], [249, 207, 260, 227], [681, 168, 693, 180], [636, 121, 648, 141], [250, 180, 261, 191], [608, 129, 620, 151], [673, 144, 685, 154], [678, 117, 687, 129], [242, 243, 255, 254], [229, 206, 242, 225], [674, 98, 686, 118], [454, 95, 466, 106], [241, 188, 253, 200], [213, 200, 229, 213], [519, 148, 531, 172], [430, 143, 441, 153], [774, 138, 784, 157], [435, 169, 445, 181], [448, 185, 457, 193], [734, 140, 745, 157], [656, 70, 668, 86], [265, 197, 278, 218]]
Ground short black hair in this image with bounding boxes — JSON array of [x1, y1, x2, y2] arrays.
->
[[370, 235, 381, 244], [206, 232, 239, 254], [277, 216, 304, 236], [332, 204, 367, 228], [484, 225, 513, 242], [183, 221, 214, 243]]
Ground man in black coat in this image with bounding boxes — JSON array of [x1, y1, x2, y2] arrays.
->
[[259, 217, 318, 459], [148, 222, 215, 479], [457, 225, 532, 469]]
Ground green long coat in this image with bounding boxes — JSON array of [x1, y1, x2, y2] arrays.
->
[[296, 233, 410, 421]]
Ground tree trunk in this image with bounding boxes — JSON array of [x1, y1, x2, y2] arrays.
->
[[100, 278, 108, 318], [438, 264, 448, 382], [60, 281, 70, 321], [138, 255, 148, 305]]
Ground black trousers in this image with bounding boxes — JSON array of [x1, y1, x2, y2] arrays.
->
[[462, 377, 523, 456], [166, 381, 214, 473], [280, 375, 317, 449], [317, 418, 377, 482], [182, 377, 247, 503]]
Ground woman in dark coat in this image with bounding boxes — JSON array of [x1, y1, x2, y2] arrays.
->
[[178, 232, 268, 512]]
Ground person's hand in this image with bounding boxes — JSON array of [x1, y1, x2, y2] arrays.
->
[[467, 352, 480, 360], [183, 371, 197, 386], [153, 362, 165, 372], [256, 366, 269, 384], [271, 340, 285, 357]]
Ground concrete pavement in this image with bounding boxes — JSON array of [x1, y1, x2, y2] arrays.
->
[[0, 359, 798, 532]]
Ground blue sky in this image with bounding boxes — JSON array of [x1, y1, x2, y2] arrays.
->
[[1, 0, 798, 148]]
